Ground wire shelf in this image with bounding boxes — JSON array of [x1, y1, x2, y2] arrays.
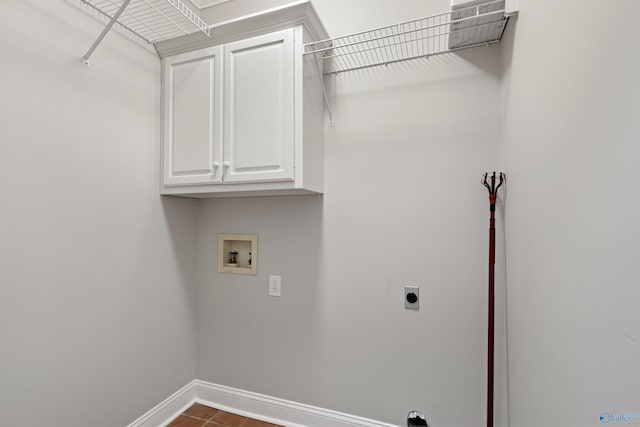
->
[[304, 0, 508, 75], [82, 0, 210, 44]]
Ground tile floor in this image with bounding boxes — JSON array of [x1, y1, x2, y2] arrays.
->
[[167, 403, 282, 427]]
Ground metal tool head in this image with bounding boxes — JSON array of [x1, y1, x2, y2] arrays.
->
[[482, 171, 505, 195]]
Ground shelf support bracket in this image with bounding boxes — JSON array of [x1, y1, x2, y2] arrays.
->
[[312, 54, 334, 126], [82, 0, 133, 67]]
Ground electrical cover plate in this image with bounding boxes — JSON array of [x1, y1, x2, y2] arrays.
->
[[405, 286, 419, 310]]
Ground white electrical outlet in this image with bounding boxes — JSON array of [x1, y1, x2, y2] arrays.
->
[[269, 275, 281, 297]]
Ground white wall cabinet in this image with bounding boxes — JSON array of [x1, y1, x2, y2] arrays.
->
[[163, 46, 223, 187], [161, 10, 326, 198], [223, 29, 294, 184]]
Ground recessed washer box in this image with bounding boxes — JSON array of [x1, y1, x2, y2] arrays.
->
[[218, 233, 257, 275]]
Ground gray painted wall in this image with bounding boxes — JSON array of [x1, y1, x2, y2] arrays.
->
[[0, 2, 198, 426], [502, 1, 640, 426], [3, 1, 638, 427], [195, 3, 506, 426], [197, 1, 640, 426]]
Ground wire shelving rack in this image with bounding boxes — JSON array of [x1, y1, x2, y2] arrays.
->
[[81, 0, 210, 65], [304, 0, 510, 75]]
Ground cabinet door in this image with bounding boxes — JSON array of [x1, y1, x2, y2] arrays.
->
[[163, 46, 223, 186], [223, 29, 294, 184]]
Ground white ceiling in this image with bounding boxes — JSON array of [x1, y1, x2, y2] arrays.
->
[[188, 0, 233, 9]]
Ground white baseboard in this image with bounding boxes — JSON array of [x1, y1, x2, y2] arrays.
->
[[127, 380, 198, 427], [128, 379, 399, 427]]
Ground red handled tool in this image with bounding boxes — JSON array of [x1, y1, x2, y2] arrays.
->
[[482, 171, 504, 427]]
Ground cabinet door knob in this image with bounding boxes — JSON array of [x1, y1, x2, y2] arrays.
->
[[212, 161, 220, 169], [223, 161, 230, 169]]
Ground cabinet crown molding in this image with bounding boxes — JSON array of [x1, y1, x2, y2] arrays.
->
[[155, 0, 328, 58]]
